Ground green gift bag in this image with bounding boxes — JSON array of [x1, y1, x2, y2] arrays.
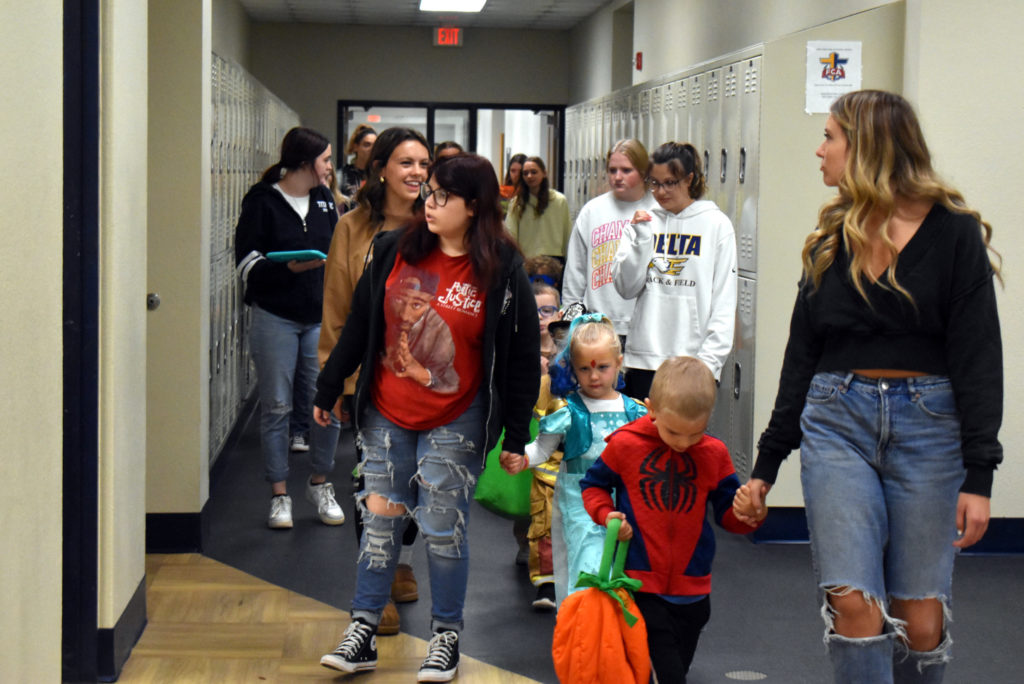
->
[[473, 419, 538, 519]]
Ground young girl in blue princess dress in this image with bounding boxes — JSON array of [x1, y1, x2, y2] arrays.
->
[[502, 313, 646, 601]]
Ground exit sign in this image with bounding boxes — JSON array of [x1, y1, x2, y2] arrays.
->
[[434, 26, 463, 46]]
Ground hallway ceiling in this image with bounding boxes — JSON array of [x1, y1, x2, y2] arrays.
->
[[237, 0, 611, 30]]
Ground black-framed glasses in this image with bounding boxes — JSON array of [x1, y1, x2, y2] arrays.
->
[[419, 183, 451, 207], [537, 305, 559, 318], [646, 177, 682, 191]]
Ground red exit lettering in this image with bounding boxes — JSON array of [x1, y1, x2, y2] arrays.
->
[[434, 27, 463, 46]]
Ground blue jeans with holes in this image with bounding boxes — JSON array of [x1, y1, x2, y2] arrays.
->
[[800, 372, 964, 684], [249, 305, 339, 484], [350, 393, 485, 634]]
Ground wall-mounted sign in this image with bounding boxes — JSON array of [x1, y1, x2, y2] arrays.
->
[[434, 26, 463, 46], [805, 41, 862, 114]]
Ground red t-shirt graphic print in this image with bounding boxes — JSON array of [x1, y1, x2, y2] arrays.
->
[[373, 250, 486, 430]]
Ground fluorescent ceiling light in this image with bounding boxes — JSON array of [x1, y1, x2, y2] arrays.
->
[[420, 0, 486, 12]]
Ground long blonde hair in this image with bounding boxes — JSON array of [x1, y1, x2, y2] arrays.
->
[[804, 90, 1000, 302]]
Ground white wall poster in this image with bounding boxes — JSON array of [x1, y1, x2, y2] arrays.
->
[[806, 41, 862, 114]]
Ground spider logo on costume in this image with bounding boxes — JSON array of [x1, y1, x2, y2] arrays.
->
[[638, 449, 697, 514]]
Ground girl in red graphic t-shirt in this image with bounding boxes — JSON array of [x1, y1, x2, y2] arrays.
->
[[314, 154, 540, 682]]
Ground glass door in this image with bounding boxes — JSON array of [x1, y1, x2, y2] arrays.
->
[[339, 101, 565, 189], [434, 108, 471, 154]]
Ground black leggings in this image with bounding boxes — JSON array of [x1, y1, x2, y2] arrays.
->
[[633, 593, 711, 684]]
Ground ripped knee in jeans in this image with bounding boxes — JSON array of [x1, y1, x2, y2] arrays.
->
[[357, 493, 409, 570], [413, 439, 477, 559], [821, 585, 906, 644], [415, 503, 468, 559], [891, 595, 953, 672]]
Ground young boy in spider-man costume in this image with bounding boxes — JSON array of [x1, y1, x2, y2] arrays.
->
[[581, 356, 765, 684]]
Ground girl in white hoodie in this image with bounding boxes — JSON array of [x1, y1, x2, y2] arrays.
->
[[612, 142, 737, 400]]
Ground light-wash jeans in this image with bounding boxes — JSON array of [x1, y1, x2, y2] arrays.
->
[[800, 372, 964, 684], [249, 305, 340, 483], [350, 393, 485, 634]]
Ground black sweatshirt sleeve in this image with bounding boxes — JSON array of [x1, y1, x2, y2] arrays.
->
[[497, 265, 541, 454], [233, 190, 292, 300], [944, 222, 1003, 496]]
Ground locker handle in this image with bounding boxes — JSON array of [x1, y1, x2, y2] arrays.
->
[[739, 147, 747, 184], [703, 150, 710, 176], [733, 361, 741, 400], [720, 149, 727, 183]]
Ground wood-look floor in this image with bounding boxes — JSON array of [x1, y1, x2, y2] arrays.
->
[[119, 554, 539, 683]]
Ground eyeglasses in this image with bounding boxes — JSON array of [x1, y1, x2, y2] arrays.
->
[[646, 177, 682, 191], [419, 183, 452, 207], [537, 305, 559, 318]]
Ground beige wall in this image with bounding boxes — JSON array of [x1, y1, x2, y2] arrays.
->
[[0, 1, 64, 679], [631, 0, 899, 90], [98, 0, 150, 627], [212, 0, 250, 68], [247, 23, 570, 153], [568, 1, 627, 104], [905, 0, 1024, 516], [569, 0, 900, 103], [147, 0, 212, 513]]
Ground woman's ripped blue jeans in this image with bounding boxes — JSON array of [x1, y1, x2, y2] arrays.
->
[[349, 394, 485, 634], [800, 372, 965, 684]]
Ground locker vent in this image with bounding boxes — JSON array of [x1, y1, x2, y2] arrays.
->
[[707, 72, 719, 102], [725, 70, 739, 98], [744, 64, 760, 94]]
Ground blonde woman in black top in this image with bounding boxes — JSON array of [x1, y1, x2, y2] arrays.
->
[[746, 91, 1002, 683]]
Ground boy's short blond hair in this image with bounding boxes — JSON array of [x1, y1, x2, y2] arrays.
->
[[532, 280, 560, 305], [648, 357, 716, 419]]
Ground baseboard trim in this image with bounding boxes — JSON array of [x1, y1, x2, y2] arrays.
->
[[748, 507, 1024, 554], [146, 512, 203, 553], [748, 506, 809, 543], [96, 575, 147, 682], [145, 393, 256, 556], [968, 517, 1024, 554]]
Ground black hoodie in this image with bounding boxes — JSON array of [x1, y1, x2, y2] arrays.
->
[[234, 181, 337, 323]]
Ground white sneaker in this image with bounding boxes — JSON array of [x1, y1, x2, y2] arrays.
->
[[306, 477, 345, 525], [290, 434, 310, 452], [268, 495, 293, 529]]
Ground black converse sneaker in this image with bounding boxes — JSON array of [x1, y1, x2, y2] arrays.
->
[[417, 629, 460, 682], [320, 618, 377, 673]]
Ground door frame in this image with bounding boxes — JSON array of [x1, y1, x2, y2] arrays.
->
[[63, 0, 100, 679]]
